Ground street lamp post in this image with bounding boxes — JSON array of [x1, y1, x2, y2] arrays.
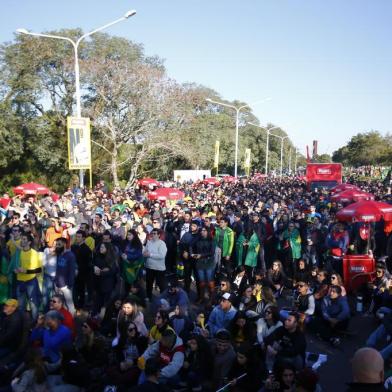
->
[[269, 134, 289, 177], [247, 123, 280, 174], [206, 97, 271, 177], [294, 148, 298, 174], [16, 10, 137, 188], [288, 148, 292, 175]]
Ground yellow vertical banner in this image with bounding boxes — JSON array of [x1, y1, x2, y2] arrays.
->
[[67, 117, 92, 170], [244, 148, 251, 176], [214, 140, 220, 174]]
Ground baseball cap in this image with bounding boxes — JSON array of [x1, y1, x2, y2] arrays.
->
[[4, 298, 18, 308], [221, 292, 234, 303]]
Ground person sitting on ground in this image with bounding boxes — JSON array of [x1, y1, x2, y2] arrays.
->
[[158, 277, 190, 315], [238, 285, 258, 313], [228, 311, 257, 347], [77, 317, 108, 371], [313, 269, 330, 312], [311, 285, 350, 347], [211, 329, 236, 391], [49, 294, 75, 337], [227, 341, 266, 392], [207, 292, 238, 337], [256, 305, 283, 346], [347, 347, 385, 391], [329, 272, 347, 296], [264, 312, 307, 370], [293, 280, 315, 325], [0, 298, 23, 360], [129, 358, 167, 392], [115, 298, 148, 348], [178, 333, 213, 392], [293, 259, 311, 286], [139, 329, 185, 386], [107, 321, 148, 389], [169, 305, 193, 343], [148, 310, 174, 344], [266, 260, 287, 297], [31, 310, 72, 364]]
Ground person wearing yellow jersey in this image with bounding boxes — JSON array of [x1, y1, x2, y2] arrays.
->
[[6, 225, 22, 257], [15, 233, 42, 322]]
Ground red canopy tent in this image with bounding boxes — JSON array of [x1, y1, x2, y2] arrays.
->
[[203, 177, 221, 186], [331, 190, 375, 204], [148, 188, 185, 201], [137, 178, 160, 187], [336, 200, 392, 223], [13, 182, 51, 196], [330, 183, 360, 194]]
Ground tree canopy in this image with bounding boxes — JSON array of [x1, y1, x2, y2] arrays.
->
[[0, 30, 297, 191]]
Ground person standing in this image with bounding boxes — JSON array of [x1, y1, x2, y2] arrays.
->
[[143, 229, 167, 301], [15, 233, 42, 322], [71, 230, 93, 309], [54, 238, 76, 314], [214, 217, 235, 276]]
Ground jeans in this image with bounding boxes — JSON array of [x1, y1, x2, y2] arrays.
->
[[16, 277, 41, 322], [42, 275, 56, 311], [55, 285, 75, 314], [196, 267, 214, 283]]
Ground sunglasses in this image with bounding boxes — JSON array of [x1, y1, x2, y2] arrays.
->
[[265, 310, 272, 315], [128, 328, 136, 332], [298, 284, 305, 288], [50, 300, 58, 303], [331, 276, 337, 280]]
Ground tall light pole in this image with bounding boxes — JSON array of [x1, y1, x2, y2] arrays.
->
[[16, 10, 137, 188], [294, 148, 298, 174], [288, 148, 292, 175], [206, 97, 271, 177], [247, 123, 281, 174], [270, 134, 289, 177]]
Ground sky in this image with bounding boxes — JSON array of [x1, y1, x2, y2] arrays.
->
[[2, 0, 392, 155]]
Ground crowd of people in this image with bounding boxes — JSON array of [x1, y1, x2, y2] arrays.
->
[[0, 176, 391, 391]]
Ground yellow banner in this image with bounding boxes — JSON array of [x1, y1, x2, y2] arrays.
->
[[67, 117, 92, 170], [214, 140, 220, 168]]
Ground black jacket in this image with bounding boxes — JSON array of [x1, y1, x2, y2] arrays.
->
[[0, 309, 23, 350]]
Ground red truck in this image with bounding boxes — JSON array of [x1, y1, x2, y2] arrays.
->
[[306, 163, 342, 190]]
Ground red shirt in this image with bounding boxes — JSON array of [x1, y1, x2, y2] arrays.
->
[[59, 308, 76, 338]]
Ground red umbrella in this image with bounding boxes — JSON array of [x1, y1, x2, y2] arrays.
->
[[13, 182, 51, 196], [148, 188, 185, 201], [222, 176, 237, 183], [203, 177, 221, 186], [137, 178, 160, 187], [253, 173, 267, 180], [331, 183, 359, 194], [331, 190, 375, 204], [336, 200, 392, 223]]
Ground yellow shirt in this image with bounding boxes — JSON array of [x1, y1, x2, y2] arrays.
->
[[149, 325, 174, 343], [17, 249, 42, 282], [7, 239, 21, 257]]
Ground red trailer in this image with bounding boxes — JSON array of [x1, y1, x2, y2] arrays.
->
[[306, 163, 342, 191]]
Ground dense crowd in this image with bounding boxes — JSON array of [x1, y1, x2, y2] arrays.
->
[[0, 177, 391, 392]]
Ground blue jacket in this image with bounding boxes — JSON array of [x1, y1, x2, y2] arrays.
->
[[55, 250, 76, 288], [321, 295, 350, 322], [44, 325, 72, 363], [208, 304, 237, 336]]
